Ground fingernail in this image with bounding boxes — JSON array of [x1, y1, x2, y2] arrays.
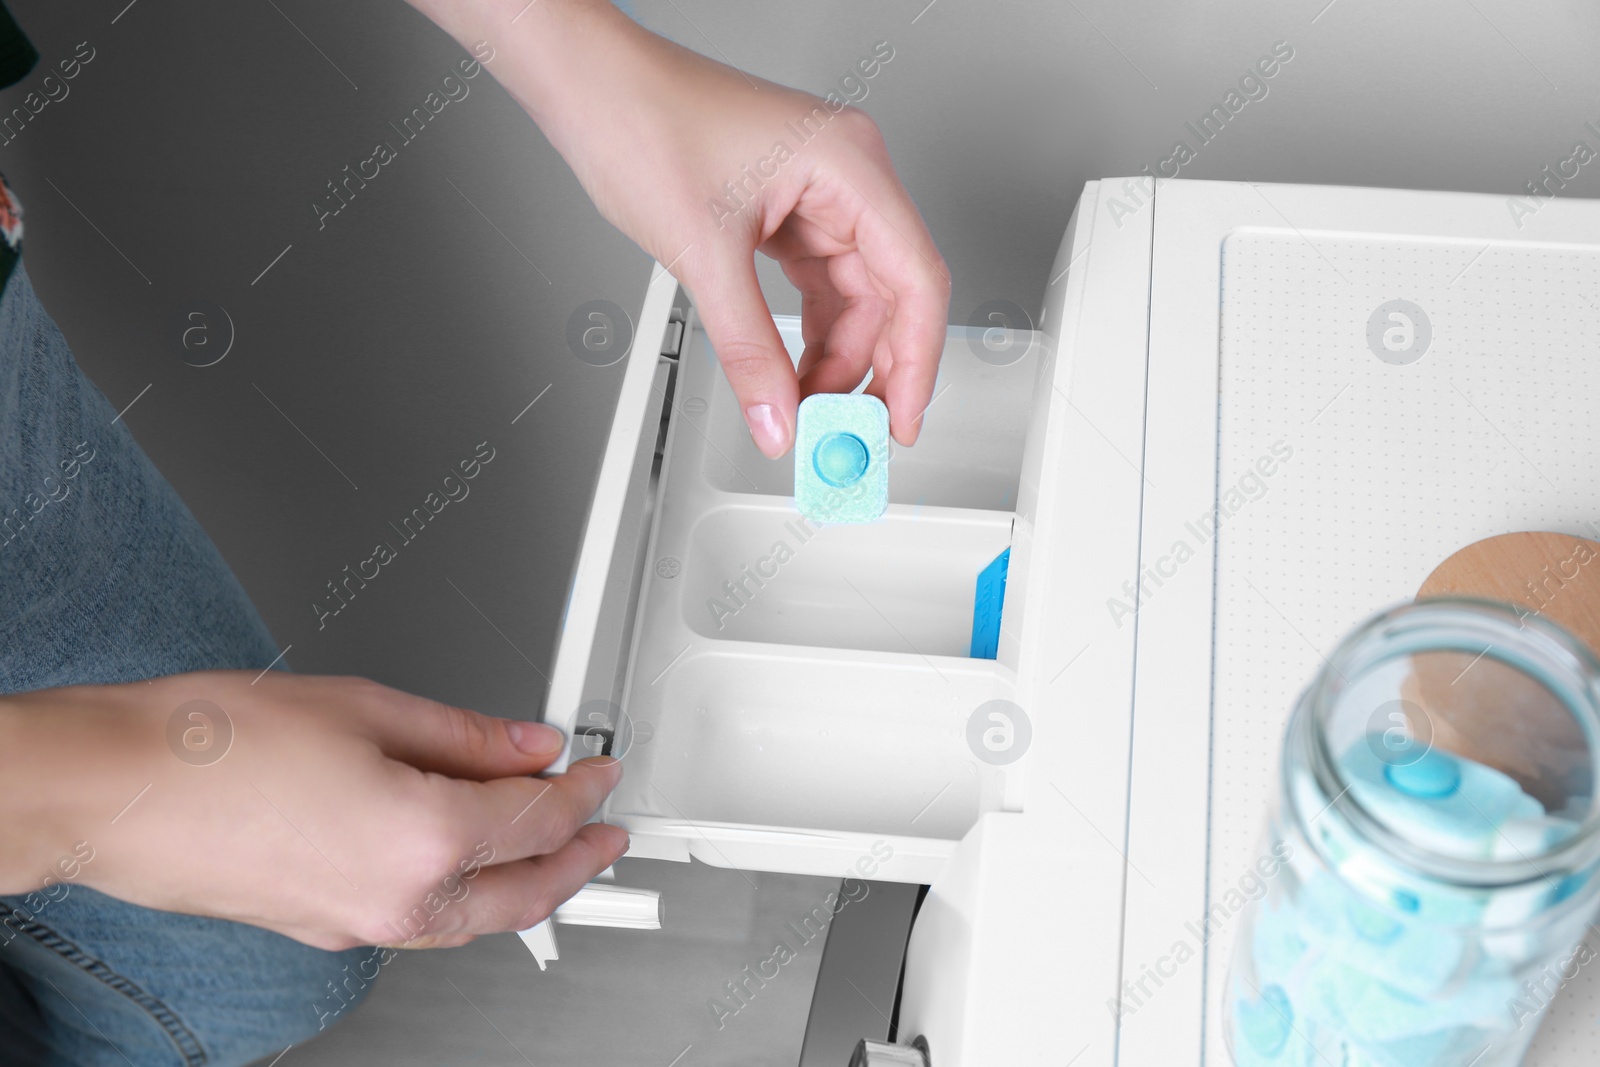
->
[[507, 721, 564, 756], [745, 403, 788, 458]]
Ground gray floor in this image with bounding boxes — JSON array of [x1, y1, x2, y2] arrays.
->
[[5, 0, 1599, 1064]]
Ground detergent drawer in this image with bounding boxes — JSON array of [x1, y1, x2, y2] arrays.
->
[[539, 256, 1072, 883]]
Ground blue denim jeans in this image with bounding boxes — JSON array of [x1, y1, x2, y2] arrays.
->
[[0, 264, 374, 1065]]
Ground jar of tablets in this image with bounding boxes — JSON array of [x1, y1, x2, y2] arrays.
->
[[1226, 599, 1600, 1067]]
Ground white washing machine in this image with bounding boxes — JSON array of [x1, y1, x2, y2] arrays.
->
[[528, 177, 1600, 1067]]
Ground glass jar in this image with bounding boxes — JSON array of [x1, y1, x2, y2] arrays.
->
[[1225, 598, 1600, 1067]]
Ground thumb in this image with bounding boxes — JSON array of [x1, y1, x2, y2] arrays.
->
[[682, 245, 797, 459], [357, 685, 566, 781]]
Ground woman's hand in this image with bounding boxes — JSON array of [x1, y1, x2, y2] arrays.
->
[[411, 0, 951, 457], [0, 671, 626, 951]]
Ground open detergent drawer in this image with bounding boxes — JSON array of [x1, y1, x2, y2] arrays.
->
[[543, 270, 1051, 884]]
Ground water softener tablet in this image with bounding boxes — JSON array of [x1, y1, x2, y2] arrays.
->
[[794, 393, 889, 524]]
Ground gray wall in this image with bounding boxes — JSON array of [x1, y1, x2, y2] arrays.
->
[[6, 0, 652, 710], [9, 0, 1600, 710], [6, 0, 1598, 1063]]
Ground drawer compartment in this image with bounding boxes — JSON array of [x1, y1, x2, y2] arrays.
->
[[678, 502, 1013, 656], [609, 647, 997, 841], [537, 257, 1080, 881], [688, 318, 1038, 511]]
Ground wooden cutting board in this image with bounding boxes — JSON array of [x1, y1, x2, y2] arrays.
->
[[1409, 531, 1600, 810], [1418, 531, 1600, 653]]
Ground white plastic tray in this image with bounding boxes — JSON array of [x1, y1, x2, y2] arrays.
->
[[544, 280, 1046, 884]]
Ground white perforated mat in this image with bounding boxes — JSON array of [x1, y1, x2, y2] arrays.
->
[[1203, 231, 1600, 1064]]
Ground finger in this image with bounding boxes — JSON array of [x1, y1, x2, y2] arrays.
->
[[860, 331, 895, 407], [461, 756, 624, 863], [780, 244, 896, 398], [408, 822, 630, 941], [764, 216, 850, 379], [353, 683, 566, 781], [766, 218, 885, 397], [680, 244, 798, 459], [875, 321, 944, 448], [795, 251, 890, 398], [836, 152, 950, 445], [777, 252, 845, 382], [384, 932, 475, 951]]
